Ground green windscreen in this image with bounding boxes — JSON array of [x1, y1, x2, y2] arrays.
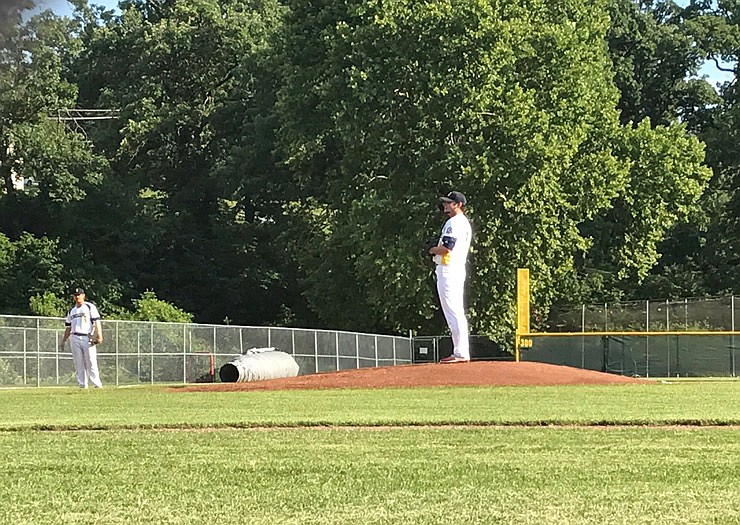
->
[[520, 334, 739, 378]]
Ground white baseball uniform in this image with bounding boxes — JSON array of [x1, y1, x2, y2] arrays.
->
[[434, 213, 472, 360], [65, 302, 103, 388]]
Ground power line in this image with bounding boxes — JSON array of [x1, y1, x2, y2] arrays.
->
[[51, 108, 120, 121], [48, 108, 120, 138]]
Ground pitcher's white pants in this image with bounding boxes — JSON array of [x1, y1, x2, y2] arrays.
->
[[435, 266, 470, 360], [70, 334, 103, 388]]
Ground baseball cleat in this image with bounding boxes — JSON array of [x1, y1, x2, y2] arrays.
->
[[440, 355, 470, 364]]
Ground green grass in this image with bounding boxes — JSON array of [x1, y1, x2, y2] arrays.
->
[[3, 383, 740, 524], [3, 382, 740, 430]]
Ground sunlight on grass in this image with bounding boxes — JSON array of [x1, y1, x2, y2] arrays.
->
[[1, 427, 740, 524], [3, 383, 740, 524]]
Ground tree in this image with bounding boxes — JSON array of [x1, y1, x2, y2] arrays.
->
[[0, 1, 35, 40], [606, 0, 721, 129], [74, 0, 299, 324], [114, 290, 194, 322], [277, 0, 712, 341], [0, 9, 101, 214], [0, 232, 65, 313], [577, 120, 712, 300], [29, 291, 68, 317], [0, 5, 121, 315], [602, 1, 740, 301]]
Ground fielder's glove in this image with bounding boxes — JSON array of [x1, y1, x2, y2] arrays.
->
[[423, 236, 438, 257], [89, 336, 101, 346]]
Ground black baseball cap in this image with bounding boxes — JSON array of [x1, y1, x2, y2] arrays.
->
[[440, 191, 467, 205], [72, 287, 85, 296]]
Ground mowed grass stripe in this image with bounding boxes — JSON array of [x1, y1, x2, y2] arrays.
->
[[2, 382, 740, 430], [2, 427, 740, 525], [3, 383, 740, 524], [7, 421, 740, 432]]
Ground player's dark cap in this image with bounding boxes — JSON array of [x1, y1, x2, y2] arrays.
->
[[72, 287, 85, 296], [440, 191, 467, 205]]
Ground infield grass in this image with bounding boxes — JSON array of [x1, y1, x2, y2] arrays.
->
[[2, 382, 740, 524], [2, 382, 740, 429]]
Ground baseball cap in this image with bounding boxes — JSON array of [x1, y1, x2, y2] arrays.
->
[[440, 191, 467, 205], [72, 287, 85, 296]]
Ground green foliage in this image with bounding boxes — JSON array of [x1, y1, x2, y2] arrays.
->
[[0, 232, 64, 314], [0, 10, 96, 229], [2, 0, 739, 342], [73, 0, 298, 324], [602, 0, 740, 301], [277, 0, 711, 340], [575, 121, 712, 299], [122, 290, 194, 323], [606, 0, 722, 128], [28, 291, 68, 317], [6, 119, 105, 203]]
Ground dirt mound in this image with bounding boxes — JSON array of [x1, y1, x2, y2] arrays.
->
[[175, 361, 648, 392]]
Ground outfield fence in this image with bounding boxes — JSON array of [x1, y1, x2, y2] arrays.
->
[[545, 296, 740, 333], [0, 315, 413, 387], [522, 295, 740, 377]]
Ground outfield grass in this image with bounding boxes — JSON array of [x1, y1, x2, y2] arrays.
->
[[2, 383, 740, 524]]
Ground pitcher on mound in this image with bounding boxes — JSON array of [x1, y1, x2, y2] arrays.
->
[[428, 191, 472, 364]]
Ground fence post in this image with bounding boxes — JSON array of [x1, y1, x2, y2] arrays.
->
[[666, 299, 670, 377], [150, 323, 154, 385], [137, 330, 141, 383], [684, 298, 688, 330], [115, 321, 119, 386], [666, 299, 670, 331], [36, 320, 41, 387], [665, 299, 671, 377], [645, 300, 650, 378], [55, 330, 60, 385], [732, 296, 736, 377], [314, 331, 319, 373], [184, 324, 189, 384], [581, 304, 586, 369], [335, 331, 339, 372], [23, 329, 27, 385], [604, 303, 608, 331], [356, 333, 360, 369], [581, 304, 585, 332]]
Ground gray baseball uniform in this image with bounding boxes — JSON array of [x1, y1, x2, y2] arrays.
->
[[65, 301, 103, 388]]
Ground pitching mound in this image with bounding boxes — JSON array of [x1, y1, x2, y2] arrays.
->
[[175, 361, 648, 392]]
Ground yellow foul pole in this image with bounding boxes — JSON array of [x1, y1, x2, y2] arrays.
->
[[515, 268, 530, 362]]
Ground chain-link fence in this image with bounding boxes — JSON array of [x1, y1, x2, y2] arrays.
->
[[520, 333, 739, 377], [522, 296, 740, 377], [411, 335, 513, 363], [0, 315, 413, 387], [546, 296, 739, 332]]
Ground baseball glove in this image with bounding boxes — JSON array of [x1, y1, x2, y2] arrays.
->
[[89, 335, 101, 346], [423, 236, 438, 257]]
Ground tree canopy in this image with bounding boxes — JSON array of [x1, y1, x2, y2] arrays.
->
[[0, 0, 736, 337]]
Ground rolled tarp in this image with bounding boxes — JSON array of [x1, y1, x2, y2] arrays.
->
[[219, 347, 300, 383]]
